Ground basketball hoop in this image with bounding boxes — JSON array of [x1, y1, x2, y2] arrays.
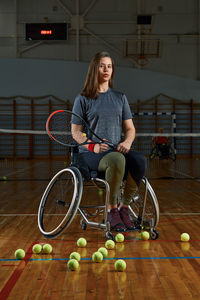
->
[[136, 55, 149, 67]]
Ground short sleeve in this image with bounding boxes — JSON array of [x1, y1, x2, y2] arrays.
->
[[71, 94, 86, 125], [122, 94, 133, 120]]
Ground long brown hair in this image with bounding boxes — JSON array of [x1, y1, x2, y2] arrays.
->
[[81, 51, 115, 99]]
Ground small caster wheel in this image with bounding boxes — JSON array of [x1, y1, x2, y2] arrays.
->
[[150, 229, 159, 240], [80, 219, 87, 230], [105, 231, 114, 241]]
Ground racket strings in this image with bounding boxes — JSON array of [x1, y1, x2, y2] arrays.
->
[[48, 112, 75, 146]]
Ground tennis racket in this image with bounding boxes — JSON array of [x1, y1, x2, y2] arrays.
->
[[46, 109, 115, 148]]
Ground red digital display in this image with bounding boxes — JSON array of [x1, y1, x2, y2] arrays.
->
[[26, 23, 67, 40], [40, 30, 52, 35]]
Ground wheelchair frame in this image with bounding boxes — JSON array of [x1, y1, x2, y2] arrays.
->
[[38, 161, 159, 240]]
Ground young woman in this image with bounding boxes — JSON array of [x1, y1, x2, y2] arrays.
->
[[71, 51, 146, 232]]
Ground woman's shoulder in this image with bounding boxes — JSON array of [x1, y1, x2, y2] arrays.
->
[[74, 93, 89, 103], [110, 88, 125, 98]]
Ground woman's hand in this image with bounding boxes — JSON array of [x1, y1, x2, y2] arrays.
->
[[94, 143, 109, 153], [116, 141, 131, 154]]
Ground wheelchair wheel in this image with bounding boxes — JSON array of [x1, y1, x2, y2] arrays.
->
[[129, 177, 159, 229], [38, 166, 83, 238]]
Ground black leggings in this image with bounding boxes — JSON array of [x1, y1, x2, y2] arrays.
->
[[79, 149, 147, 186]]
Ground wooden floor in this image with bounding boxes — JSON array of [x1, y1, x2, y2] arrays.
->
[[0, 157, 200, 299]]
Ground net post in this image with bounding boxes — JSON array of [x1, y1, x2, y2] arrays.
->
[[190, 99, 193, 158], [29, 99, 34, 159], [13, 100, 16, 158]]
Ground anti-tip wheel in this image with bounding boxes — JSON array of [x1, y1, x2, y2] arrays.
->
[[80, 219, 87, 230], [105, 231, 115, 241], [150, 229, 159, 240]]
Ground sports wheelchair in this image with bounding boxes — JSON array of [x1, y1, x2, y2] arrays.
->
[[38, 147, 159, 240], [149, 143, 176, 161]]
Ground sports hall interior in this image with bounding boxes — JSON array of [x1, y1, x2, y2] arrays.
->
[[0, 1, 200, 299]]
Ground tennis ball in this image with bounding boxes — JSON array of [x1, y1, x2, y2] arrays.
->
[[32, 244, 42, 254], [141, 231, 150, 241], [2, 176, 7, 181], [15, 249, 25, 260], [69, 252, 81, 261], [43, 244, 53, 254], [92, 251, 103, 263], [67, 259, 79, 271], [115, 233, 125, 243], [181, 233, 190, 242], [98, 247, 108, 258], [115, 259, 126, 272], [77, 237, 87, 247], [98, 189, 103, 196], [105, 239, 115, 249]]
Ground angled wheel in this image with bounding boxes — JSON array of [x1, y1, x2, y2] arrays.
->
[[128, 177, 159, 229], [38, 166, 83, 238]]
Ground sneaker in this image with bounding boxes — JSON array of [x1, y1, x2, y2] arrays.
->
[[119, 206, 135, 230], [107, 208, 126, 232]]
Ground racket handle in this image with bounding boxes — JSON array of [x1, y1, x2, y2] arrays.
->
[[106, 142, 115, 149]]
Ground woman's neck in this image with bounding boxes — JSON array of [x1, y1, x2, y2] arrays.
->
[[98, 82, 109, 93]]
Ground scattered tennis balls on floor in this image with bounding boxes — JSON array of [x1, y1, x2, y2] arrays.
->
[[115, 233, 124, 243], [15, 249, 25, 260], [115, 259, 126, 272], [42, 243, 53, 254], [32, 244, 42, 254], [141, 231, 150, 241], [67, 259, 79, 271], [69, 252, 81, 261], [77, 237, 87, 247], [105, 239, 115, 249], [92, 251, 103, 263], [181, 233, 190, 242], [98, 247, 108, 258]]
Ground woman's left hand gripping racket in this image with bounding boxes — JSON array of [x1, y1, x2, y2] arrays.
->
[[46, 110, 115, 149]]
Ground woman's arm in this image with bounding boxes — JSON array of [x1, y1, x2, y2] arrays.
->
[[71, 123, 108, 153], [117, 119, 135, 154]]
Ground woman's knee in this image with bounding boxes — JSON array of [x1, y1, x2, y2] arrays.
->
[[126, 151, 147, 170], [98, 151, 125, 173]]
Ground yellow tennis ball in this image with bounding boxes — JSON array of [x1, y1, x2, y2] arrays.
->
[[98, 189, 103, 196], [115, 259, 126, 272], [115, 233, 125, 243], [77, 238, 87, 247], [141, 231, 150, 241], [67, 259, 79, 271], [15, 249, 25, 260], [2, 176, 7, 181], [181, 233, 190, 242], [32, 244, 42, 254], [92, 251, 103, 263], [98, 247, 108, 258], [42, 244, 53, 254], [69, 252, 81, 261], [105, 239, 115, 249]]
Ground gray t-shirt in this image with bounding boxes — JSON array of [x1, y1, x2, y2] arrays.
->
[[72, 88, 133, 152]]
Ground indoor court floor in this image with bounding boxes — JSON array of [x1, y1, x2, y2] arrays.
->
[[0, 157, 200, 299]]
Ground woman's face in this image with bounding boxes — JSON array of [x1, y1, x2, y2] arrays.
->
[[98, 57, 113, 84]]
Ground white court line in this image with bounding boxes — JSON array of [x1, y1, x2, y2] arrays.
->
[[168, 168, 200, 181], [2, 161, 44, 177], [160, 213, 200, 215], [1, 212, 200, 217], [0, 214, 66, 216]]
